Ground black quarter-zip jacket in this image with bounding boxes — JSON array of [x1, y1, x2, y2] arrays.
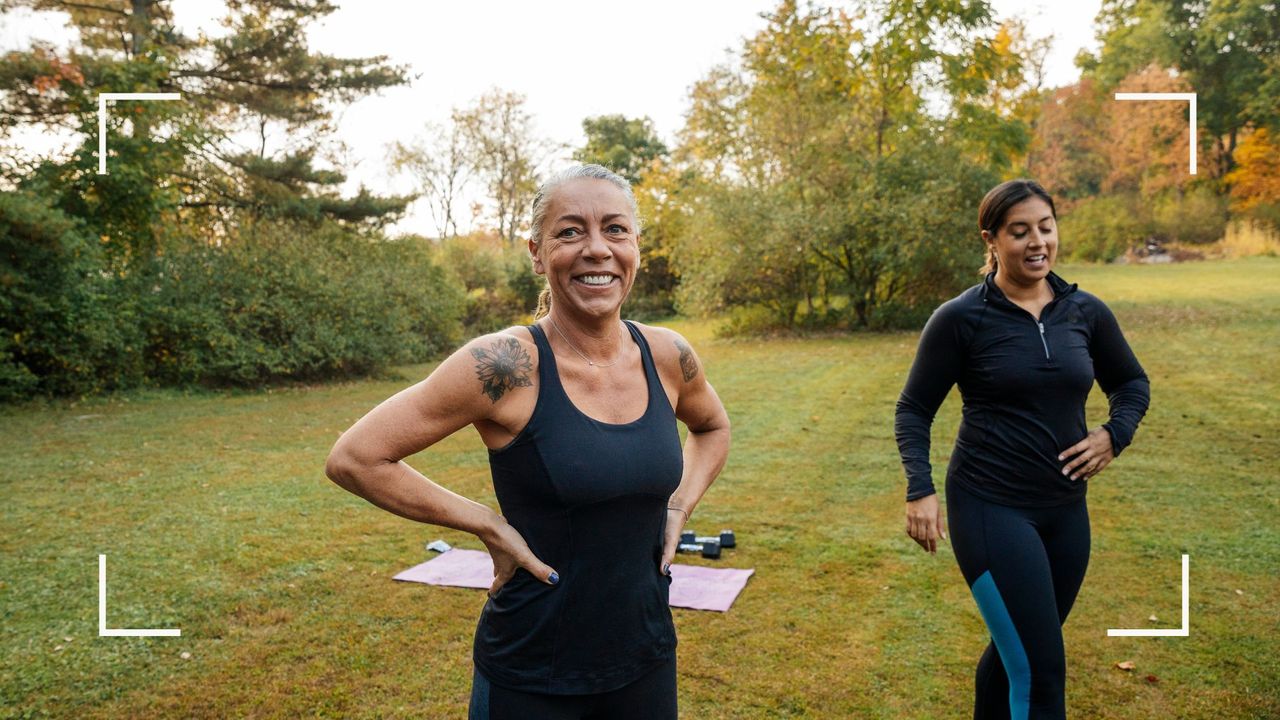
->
[[895, 272, 1151, 507]]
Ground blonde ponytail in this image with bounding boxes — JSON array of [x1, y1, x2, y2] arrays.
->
[[534, 283, 552, 319]]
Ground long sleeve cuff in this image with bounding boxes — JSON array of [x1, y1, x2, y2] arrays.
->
[[906, 485, 937, 502]]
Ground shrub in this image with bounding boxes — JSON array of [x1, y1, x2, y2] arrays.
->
[[1152, 186, 1228, 245], [145, 222, 465, 387], [1058, 194, 1150, 262], [0, 190, 144, 400], [1242, 204, 1280, 237], [432, 231, 539, 333], [1, 205, 467, 400]]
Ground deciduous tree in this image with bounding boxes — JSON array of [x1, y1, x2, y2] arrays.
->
[[389, 121, 471, 239], [575, 115, 668, 186], [453, 89, 545, 244]]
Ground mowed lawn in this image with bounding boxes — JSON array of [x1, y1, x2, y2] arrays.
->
[[2, 258, 1277, 719]]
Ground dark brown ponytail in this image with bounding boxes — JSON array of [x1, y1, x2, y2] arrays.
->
[[981, 244, 1000, 275]]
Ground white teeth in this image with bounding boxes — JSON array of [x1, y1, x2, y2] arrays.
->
[[1027, 255, 1046, 262], [578, 274, 614, 286]]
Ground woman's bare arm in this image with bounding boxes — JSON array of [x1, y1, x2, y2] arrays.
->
[[324, 330, 557, 589], [644, 327, 732, 570]]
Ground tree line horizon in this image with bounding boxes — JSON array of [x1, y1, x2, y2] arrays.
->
[[1, 0, 1277, 400]]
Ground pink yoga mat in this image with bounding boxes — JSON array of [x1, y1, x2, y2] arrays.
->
[[393, 549, 753, 612]]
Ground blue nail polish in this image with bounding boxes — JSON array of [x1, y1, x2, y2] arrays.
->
[[548, 572, 559, 585]]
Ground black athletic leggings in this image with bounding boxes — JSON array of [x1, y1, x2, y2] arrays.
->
[[468, 657, 677, 720], [947, 479, 1091, 720]]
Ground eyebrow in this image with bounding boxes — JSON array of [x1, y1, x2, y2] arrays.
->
[[553, 213, 631, 225], [1007, 216, 1055, 227]]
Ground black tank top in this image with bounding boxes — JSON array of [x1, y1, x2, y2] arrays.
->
[[473, 320, 683, 695]]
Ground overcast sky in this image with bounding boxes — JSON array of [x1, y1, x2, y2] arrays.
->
[[2, 0, 1102, 236]]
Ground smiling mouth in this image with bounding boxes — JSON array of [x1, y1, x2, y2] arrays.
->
[[572, 273, 618, 287], [1025, 254, 1048, 264]]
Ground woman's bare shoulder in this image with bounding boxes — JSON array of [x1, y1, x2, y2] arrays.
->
[[632, 322, 701, 384], [447, 326, 541, 403]]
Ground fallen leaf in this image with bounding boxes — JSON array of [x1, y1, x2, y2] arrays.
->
[[63, 636, 73, 642], [1235, 589, 1244, 596], [1148, 614, 1158, 622], [53, 645, 64, 652], [180, 651, 191, 660], [1144, 674, 1159, 684], [1115, 661, 1135, 671]]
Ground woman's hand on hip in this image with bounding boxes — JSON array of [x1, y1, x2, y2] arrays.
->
[[1059, 427, 1115, 481], [659, 507, 687, 576], [906, 493, 947, 555], [478, 517, 559, 596]]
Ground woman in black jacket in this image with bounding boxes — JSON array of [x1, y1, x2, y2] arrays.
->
[[894, 179, 1150, 719]]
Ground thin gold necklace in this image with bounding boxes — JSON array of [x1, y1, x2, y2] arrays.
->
[[548, 316, 623, 367]]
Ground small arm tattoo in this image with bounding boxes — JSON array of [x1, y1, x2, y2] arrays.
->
[[471, 336, 533, 402], [675, 338, 698, 382]]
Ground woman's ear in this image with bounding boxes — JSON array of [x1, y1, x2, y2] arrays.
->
[[527, 237, 545, 275]]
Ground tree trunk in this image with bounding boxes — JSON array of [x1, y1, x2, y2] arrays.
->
[[1225, 128, 1238, 175], [128, 0, 152, 141], [129, 0, 149, 57]]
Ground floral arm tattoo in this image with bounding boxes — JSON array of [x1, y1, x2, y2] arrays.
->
[[470, 337, 533, 403], [674, 338, 698, 383]]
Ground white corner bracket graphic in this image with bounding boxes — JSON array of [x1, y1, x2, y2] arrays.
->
[[96, 91, 181, 174], [98, 554, 181, 637], [1107, 554, 1189, 637], [1113, 92, 1197, 175]]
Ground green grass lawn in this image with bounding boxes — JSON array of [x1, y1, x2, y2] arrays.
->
[[2, 258, 1277, 719]]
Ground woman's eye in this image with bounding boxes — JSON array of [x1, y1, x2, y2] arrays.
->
[[558, 227, 582, 238], [1012, 231, 1027, 239], [607, 224, 628, 234]]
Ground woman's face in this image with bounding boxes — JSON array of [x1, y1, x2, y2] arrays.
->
[[529, 178, 640, 320], [985, 196, 1058, 286]]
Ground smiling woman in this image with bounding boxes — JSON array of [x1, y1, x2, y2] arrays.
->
[[978, 179, 1060, 278], [325, 164, 731, 720], [527, 165, 644, 323], [894, 179, 1151, 719]]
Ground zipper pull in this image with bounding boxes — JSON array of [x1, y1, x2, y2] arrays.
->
[[1037, 322, 1050, 360]]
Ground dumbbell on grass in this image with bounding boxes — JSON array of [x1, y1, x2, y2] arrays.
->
[[680, 529, 736, 549], [677, 540, 721, 559], [696, 530, 736, 549]]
